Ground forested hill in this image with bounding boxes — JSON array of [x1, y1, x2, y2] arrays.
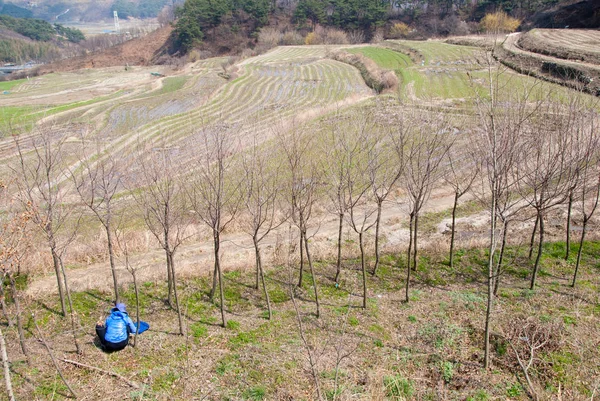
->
[[171, 0, 596, 55]]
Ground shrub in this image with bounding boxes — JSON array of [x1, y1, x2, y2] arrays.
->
[[281, 30, 303, 45], [305, 26, 349, 45], [480, 11, 520, 34], [389, 22, 410, 39], [258, 27, 282, 49]]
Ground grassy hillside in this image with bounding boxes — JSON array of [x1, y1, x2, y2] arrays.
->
[[0, 37, 599, 401]]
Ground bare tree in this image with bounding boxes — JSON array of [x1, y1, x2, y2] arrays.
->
[[278, 124, 322, 317], [71, 141, 122, 303], [343, 116, 378, 309], [187, 124, 242, 327], [444, 141, 479, 269], [402, 112, 452, 302], [241, 137, 284, 320], [516, 101, 578, 290], [471, 58, 541, 369], [12, 130, 72, 316], [368, 122, 406, 276], [115, 228, 144, 344], [321, 117, 351, 284], [571, 111, 600, 287], [0, 179, 32, 357], [130, 144, 190, 334]]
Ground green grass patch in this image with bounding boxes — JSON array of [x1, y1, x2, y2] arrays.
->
[[156, 76, 189, 95], [347, 47, 413, 71], [0, 78, 25, 91]]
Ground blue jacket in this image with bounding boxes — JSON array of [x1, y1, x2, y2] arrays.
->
[[104, 308, 137, 343]]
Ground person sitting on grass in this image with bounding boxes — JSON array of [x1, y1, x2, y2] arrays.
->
[[95, 303, 137, 351]]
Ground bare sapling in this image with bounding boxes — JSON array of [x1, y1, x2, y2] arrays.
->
[[71, 138, 123, 303], [12, 129, 73, 316], [470, 56, 541, 369], [241, 136, 284, 320], [277, 123, 322, 317], [369, 122, 406, 276], [516, 100, 580, 290], [286, 224, 323, 401], [402, 110, 453, 302], [0, 178, 33, 356], [571, 111, 600, 286], [129, 143, 190, 334], [343, 114, 379, 308], [443, 141, 479, 269], [187, 124, 243, 327], [115, 227, 145, 342], [320, 116, 351, 284]]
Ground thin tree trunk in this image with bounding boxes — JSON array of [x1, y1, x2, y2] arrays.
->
[[165, 248, 173, 307], [494, 219, 509, 296], [304, 232, 320, 318], [412, 212, 419, 271], [169, 251, 184, 335], [372, 200, 383, 276], [210, 232, 219, 302], [8, 274, 27, 357], [528, 213, 539, 260], [0, 327, 15, 401], [255, 237, 272, 320], [565, 192, 573, 260], [530, 212, 544, 290], [484, 189, 497, 370], [217, 246, 226, 328], [60, 259, 82, 355], [106, 226, 119, 303], [254, 235, 260, 291], [449, 191, 459, 268], [298, 229, 304, 287], [571, 219, 588, 287], [335, 213, 343, 283], [405, 213, 414, 303], [132, 268, 140, 347], [359, 232, 367, 309], [51, 246, 67, 316], [0, 281, 12, 327]]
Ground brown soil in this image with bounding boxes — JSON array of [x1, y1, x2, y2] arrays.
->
[[36, 25, 173, 75]]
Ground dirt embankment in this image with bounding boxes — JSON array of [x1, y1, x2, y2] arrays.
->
[[35, 25, 173, 75], [494, 32, 600, 96]]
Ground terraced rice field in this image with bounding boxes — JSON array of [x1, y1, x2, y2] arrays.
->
[[518, 29, 600, 64], [0, 45, 374, 177]]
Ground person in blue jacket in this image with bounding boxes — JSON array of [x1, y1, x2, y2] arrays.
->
[[95, 303, 137, 351]]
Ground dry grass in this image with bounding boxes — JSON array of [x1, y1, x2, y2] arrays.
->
[[4, 232, 600, 400]]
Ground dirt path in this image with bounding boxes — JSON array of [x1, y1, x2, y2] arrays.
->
[[26, 187, 464, 297]]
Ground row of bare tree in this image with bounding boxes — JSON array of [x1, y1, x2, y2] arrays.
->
[[1, 69, 599, 379]]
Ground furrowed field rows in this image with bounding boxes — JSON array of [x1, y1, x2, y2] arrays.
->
[[73, 49, 373, 172], [240, 46, 328, 65], [528, 29, 600, 56], [97, 71, 223, 136], [350, 42, 481, 102]]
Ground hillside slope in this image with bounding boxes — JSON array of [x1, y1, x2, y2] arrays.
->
[[36, 24, 172, 74]]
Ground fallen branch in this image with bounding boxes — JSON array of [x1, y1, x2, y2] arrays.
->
[[60, 359, 140, 389], [33, 315, 78, 399]]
